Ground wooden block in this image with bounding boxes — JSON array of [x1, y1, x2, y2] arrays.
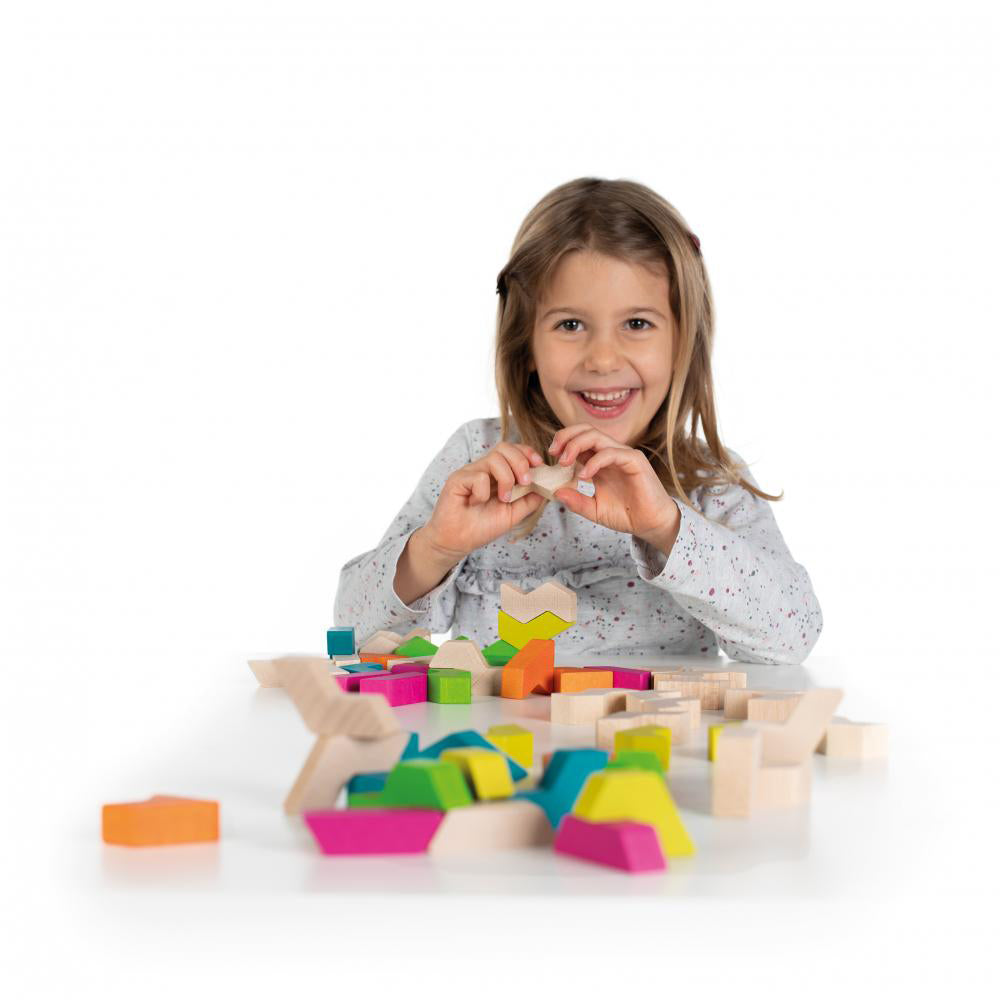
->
[[486, 724, 534, 771], [554, 816, 667, 873], [482, 639, 518, 666], [508, 463, 580, 502], [357, 670, 428, 707], [626, 690, 681, 713], [392, 635, 438, 657], [747, 693, 804, 723], [247, 654, 347, 688], [574, 769, 695, 858], [658, 666, 747, 689], [475, 665, 505, 696], [724, 688, 764, 719], [641, 706, 693, 746], [756, 761, 811, 809], [428, 668, 472, 704], [817, 717, 889, 759], [102, 795, 219, 847], [428, 799, 553, 855], [326, 626, 356, 656], [284, 730, 411, 814], [303, 809, 443, 855], [596, 711, 650, 752], [498, 609, 572, 648], [282, 659, 400, 739], [756, 688, 844, 765], [440, 748, 514, 800], [708, 721, 742, 761], [712, 726, 762, 818], [515, 748, 609, 829], [429, 638, 490, 674], [501, 638, 555, 698], [615, 725, 672, 770], [411, 729, 528, 782], [652, 675, 728, 711], [554, 667, 614, 692], [499, 579, 577, 624], [550, 689, 628, 725], [359, 630, 405, 655], [379, 758, 474, 810]]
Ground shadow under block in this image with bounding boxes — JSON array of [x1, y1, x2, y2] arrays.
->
[[284, 731, 411, 815], [283, 659, 400, 739], [428, 799, 553, 855], [379, 758, 474, 810], [303, 808, 444, 855], [326, 626, 356, 657], [817, 718, 889, 759], [550, 689, 628, 725], [507, 463, 579, 502], [554, 668, 614, 693], [102, 796, 219, 847], [614, 725, 672, 770], [554, 815, 667, 873], [485, 724, 534, 771], [501, 638, 556, 698], [573, 769, 695, 859], [440, 748, 514, 800], [498, 610, 572, 649], [515, 748, 609, 829], [499, 579, 578, 624]]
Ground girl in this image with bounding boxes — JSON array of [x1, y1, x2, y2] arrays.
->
[[335, 177, 823, 665]]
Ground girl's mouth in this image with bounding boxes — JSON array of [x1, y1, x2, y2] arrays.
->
[[573, 387, 638, 419]]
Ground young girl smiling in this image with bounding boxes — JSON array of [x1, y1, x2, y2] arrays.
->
[[335, 177, 823, 665]]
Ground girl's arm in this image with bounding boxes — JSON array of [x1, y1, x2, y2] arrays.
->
[[628, 451, 824, 666], [333, 422, 472, 641]]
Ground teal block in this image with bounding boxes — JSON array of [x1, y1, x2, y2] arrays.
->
[[514, 748, 608, 829], [413, 730, 528, 782], [327, 626, 356, 656]]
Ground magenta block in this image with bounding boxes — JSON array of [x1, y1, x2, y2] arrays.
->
[[388, 661, 430, 674], [358, 670, 428, 706], [579, 665, 651, 690], [553, 815, 667, 873], [334, 670, 383, 692], [304, 809, 444, 855]]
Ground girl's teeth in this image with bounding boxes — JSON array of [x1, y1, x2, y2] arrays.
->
[[581, 390, 630, 402]]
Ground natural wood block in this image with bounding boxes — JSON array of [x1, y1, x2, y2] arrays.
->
[[508, 462, 579, 502], [641, 707, 693, 746], [756, 761, 811, 809], [428, 800, 553, 855], [625, 690, 681, 713], [550, 689, 628, 725], [247, 654, 348, 688], [284, 731, 411, 814], [817, 718, 889, 759], [756, 688, 844, 765], [708, 721, 742, 761], [712, 727, 762, 818], [554, 667, 614, 692], [102, 795, 219, 847], [499, 579, 577, 624], [652, 675, 728, 711], [724, 688, 764, 719], [747, 693, 804, 724], [359, 630, 405, 654], [282, 659, 400, 739], [596, 711, 650, 752]]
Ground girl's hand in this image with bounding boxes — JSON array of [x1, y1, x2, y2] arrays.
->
[[548, 424, 681, 551], [421, 442, 547, 560]]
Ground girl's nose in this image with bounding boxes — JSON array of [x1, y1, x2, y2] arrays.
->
[[584, 332, 624, 372]]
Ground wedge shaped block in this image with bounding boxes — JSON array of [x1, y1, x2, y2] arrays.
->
[[303, 808, 443, 854], [102, 795, 219, 847], [574, 769, 695, 858], [393, 635, 439, 658], [485, 724, 534, 771], [554, 815, 667, 873], [499, 579, 577, 624], [440, 748, 514, 800]]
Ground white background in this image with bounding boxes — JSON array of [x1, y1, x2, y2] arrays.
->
[[1, 0, 997, 995]]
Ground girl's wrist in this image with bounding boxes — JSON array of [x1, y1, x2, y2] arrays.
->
[[636, 499, 682, 556], [414, 524, 466, 573]]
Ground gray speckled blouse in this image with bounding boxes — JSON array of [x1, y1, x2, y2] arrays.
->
[[334, 417, 823, 665]]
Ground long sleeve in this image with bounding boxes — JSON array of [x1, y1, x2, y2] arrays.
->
[[627, 451, 824, 665], [333, 422, 473, 642]]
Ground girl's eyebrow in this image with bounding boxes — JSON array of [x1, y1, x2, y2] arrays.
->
[[541, 305, 667, 320]]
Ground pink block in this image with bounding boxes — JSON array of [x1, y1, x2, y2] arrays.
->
[[580, 665, 651, 690], [334, 671, 383, 692], [357, 671, 428, 706], [304, 809, 444, 854], [554, 815, 667, 873], [388, 661, 429, 674]]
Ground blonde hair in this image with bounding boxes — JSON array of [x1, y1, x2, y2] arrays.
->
[[494, 176, 782, 540]]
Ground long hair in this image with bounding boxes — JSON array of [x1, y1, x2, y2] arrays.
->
[[494, 176, 782, 540]]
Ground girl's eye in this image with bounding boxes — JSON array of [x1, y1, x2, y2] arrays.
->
[[557, 319, 582, 332], [627, 318, 653, 331], [555, 318, 653, 332]]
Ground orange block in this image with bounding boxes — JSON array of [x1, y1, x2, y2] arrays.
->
[[358, 653, 392, 669], [501, 639, 555, 699], [102, 795, 219, 847], [554, 668, 614, 693]]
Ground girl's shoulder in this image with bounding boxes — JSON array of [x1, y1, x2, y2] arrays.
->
[[449, 415, 508, 458]]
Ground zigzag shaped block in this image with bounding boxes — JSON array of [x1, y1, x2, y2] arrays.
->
[[498, 610, 571, 649], [499, 580, 577, 624]]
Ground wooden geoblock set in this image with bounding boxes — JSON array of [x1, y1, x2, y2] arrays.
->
[[103, 577, 887, 875]]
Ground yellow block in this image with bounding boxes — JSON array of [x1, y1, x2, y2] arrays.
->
[[708, 721, 743, 762], [573, 769, 695, 858], [441, 748, 514, 801], [497, 609, 571, 649], [615, 725, 672, 770], [486, 724, 534, 771]]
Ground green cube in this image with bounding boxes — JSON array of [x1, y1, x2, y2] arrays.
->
[[379, 759, 473, 810], [428, 668, 472, 704]]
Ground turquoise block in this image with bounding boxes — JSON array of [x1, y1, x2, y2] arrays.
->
[[514, 748, 608, 829], [413, 729, 527, 782], [327, 626, 356, 656], [346, 771, 389, 795]]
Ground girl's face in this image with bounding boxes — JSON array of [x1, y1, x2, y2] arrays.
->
[[530, 250, 675, 447]]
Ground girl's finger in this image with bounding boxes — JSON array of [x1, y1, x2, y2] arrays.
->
[[508, 491, 544, 524], [512, 442, 545, 467], [558, 429, 617, 466], [578, 447, 639, 482], [493, 442, 534, 486], [549, 423, 598, 456], [470, 470, 492, 505], [553, 485, 598, 523], [485, 454, 516, 501]]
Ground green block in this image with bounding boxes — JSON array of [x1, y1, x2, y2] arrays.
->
[[393, 636, 439, 657], [346, 791, 385, 809], [608, 750, 663, 773], [379, 758, 473, 810], [454, 634, 470, 641], [482, 638, 518, 666], [428, 668, 472, 704]]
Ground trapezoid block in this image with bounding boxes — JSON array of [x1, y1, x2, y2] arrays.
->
[[303, 808, 443, 854], [102, 795, 219, 847], [554, 815, 667, 873]]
